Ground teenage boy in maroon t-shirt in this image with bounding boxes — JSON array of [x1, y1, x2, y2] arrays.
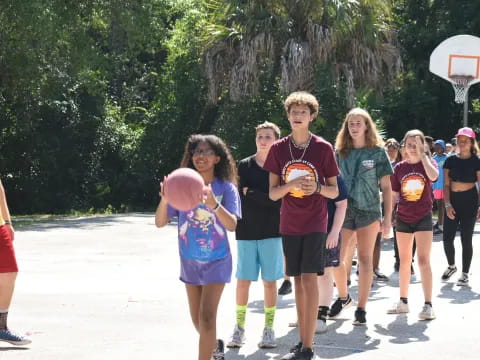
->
[[264, 91, 339, 360]]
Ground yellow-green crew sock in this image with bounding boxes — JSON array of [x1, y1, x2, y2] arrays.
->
[[264, 306, 276, 329], [236, 304, 247, 328]]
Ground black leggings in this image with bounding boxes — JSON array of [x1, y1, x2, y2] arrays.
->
[[443, 187, 478, 273]]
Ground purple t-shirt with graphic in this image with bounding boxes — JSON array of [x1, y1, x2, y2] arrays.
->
[[391, 160, 438, 223], [167, 178, 241, 284], [263, 134, 339, 235]]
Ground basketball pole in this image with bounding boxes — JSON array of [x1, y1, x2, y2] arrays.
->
[[463, 88, 468, 127]]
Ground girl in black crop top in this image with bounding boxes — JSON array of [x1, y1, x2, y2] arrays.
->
[[442, 128, 480, 287], [444, 155, 480, 183]]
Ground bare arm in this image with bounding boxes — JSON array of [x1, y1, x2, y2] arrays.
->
[[269, 172, 305, 201], [0, 179, 14, 239], [443, 169, 455, 220], [318, 176, 339, 199], [326, 198, 347, 249], [420, 155, 439, 181], [155, 181, 170, 228], [391, 190, 399, 206], [204, 185, 237, 231], [380, 175, 392, 237], [155, 199, 170, 228]]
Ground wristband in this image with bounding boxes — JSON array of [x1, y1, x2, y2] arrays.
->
[[213, 202, 221, 212], [4, 220, 11, 225], [445, 202, 452, 209]]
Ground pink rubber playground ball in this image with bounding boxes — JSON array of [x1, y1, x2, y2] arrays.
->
[[163, 168, 205, 211]]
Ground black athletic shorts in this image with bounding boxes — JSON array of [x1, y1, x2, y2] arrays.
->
[[282, 232, 327, 277], [396, 213, 433, 234]]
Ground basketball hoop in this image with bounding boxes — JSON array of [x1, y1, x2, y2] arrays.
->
[[450, 75, 474, 104]]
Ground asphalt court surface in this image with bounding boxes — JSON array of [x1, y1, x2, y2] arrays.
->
[[1, 213, 480, 359]]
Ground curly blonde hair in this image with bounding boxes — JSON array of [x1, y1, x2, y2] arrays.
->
[[335, 108, 384, 158], [284, 91, 319, 115]]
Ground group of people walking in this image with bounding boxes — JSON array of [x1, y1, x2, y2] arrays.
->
[[155, 91, 479, 360]]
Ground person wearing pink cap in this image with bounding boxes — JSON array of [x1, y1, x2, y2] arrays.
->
[[442, 127, 480, 286]]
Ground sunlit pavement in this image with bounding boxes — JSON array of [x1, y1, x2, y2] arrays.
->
[[3, 214, 479, 359]]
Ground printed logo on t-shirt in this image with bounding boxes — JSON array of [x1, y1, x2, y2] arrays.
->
[[282, 160, 319, 198], [401, 173, 426, 202], [362, 159, 375, 170], [178, 195, 228, 261]]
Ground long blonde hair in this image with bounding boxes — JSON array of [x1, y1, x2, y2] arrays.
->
[[335, 108, 384, 158]]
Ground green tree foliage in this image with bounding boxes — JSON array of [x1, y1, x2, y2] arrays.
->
[[0, 0, 177, 212], [0, 0, 478, 214], [380, 0, 480, 142]]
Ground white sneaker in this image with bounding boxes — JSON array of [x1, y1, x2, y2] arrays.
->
[[418, 304, 436, 320], [226, 324, 245, 348], [457, 273, 469, 286], [315, 318, 327, 333], [258, 327, 277, 348], [387, 301, 409, 314]]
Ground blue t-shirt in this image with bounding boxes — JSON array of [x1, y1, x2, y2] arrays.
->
[[432, 154, 448, 190], [167, 178, 241, 262], [327, 175, 348, 232]]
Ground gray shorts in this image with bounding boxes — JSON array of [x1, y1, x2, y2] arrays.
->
[[343, 207, 381, 230]]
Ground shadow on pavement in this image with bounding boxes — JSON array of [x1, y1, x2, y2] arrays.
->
[[374, 315, 429, 344], [248, 297, 296, 313], [315, 320, 381, 358], [0, 346, 30, 351], [438, 283, 480, 304], [225, 327, 296, 360]]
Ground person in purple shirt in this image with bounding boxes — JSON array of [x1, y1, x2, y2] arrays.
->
[[155, 134, 241, 360]]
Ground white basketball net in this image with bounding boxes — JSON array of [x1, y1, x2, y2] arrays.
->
[[450, 76, 473, 104]]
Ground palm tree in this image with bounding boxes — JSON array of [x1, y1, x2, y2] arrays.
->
[[201, 0, 402, 107]]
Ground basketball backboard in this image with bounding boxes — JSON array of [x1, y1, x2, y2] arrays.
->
[[430, 34, 480, 84], [430, 35, 480, 105]]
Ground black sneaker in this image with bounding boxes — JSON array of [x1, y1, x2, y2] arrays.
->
[[441, 265, 457, 281], [212, 339, 225, 360], [296, 347, 314, 360], [433, 227, 443, 235], [328, 294, 354, 319], [374, 269, 389, 281], [278, 279, 292, 295], [353, 308, 367, 326], [280, 341, 302, 360]]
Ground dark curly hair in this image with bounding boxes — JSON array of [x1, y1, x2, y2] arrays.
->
[[180, 134, 238, 185]]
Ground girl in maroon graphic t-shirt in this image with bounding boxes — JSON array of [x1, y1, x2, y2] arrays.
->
[[389, 130, 439, 320]]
